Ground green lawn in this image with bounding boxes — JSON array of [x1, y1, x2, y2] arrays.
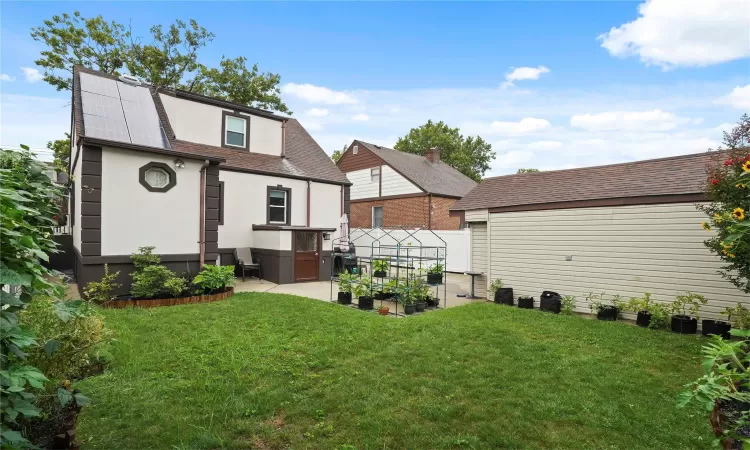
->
[[77, 293, 713, 449]]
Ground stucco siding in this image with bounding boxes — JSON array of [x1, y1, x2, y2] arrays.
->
[[486, 203, 749, 319], [470, 222, 488, 298], [309, 182, 342, 229], [380, 165, 421, 196], [159, 94, 281, 156], [347, 168, 379, 200], [100, 147, 202, 255]]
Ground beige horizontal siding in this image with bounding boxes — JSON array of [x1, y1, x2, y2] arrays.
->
[[465, 209, 488, 222], [486, 203, 749, 320], [470, 222, 488, 298]]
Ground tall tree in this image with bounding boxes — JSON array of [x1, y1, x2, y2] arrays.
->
[[30, 12, 289, 113], [48, 133, 71, 174], [394, 120, 494, 182], [331, 144, 347, 163], [517, 168, 540, 173]]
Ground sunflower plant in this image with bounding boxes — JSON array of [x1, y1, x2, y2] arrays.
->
[[698, 114, 750, 294]]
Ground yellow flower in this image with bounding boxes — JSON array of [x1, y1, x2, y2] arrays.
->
[[732, 207, 745, 221], [737, 183, 747, 189], [701, 221, 711, 231], [743, 161, 750, 172], [722, 249, 728, 255], [729, 253, 736, 258]]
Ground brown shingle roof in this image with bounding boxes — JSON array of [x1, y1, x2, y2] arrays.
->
[[72, 65, 348, 185], [451, 151, 716, 211], [355, 141, 477, 197]]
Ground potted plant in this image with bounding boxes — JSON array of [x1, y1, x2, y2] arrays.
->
[[517, 295, 534, 309], [627, 293, 669, 329], [373, 259, 389, 278], [337, 272, 354, 305], [490, 279, 513, 305], [412, 277, 428, 313], [353, 276, 374, 310], [587, 292, 622, 321], [669, 292, 707, 334], [377, 304, 390, 315], [427, 263, 444, 285], [383, 279, 398, 300], [539, 291, 562, 314], [724, 303, 750, 331], [426, 294, 440, 308]]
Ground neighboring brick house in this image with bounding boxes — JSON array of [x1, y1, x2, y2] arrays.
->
[[337, 141, 477, 230]]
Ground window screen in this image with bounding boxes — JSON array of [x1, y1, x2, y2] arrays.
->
[[269, 189, 287, 223], [372, 206, 383, 227], [225, 116, 246, 147]]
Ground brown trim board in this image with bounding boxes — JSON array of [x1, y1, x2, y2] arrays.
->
[[80, 136, 224, 163], [204, 163, 221, 261], [266, 185, 292, 226], [171, 90, 286, 122], [220, 166, 351, 187], [138, 162, 177, 192], [487, 193, 707, 214], [350, 192, 429, 203], [80, 145, 101, 256]]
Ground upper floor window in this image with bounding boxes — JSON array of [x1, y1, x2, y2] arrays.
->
[[222, 112, 249, 150], [371, 167, 380, 183]]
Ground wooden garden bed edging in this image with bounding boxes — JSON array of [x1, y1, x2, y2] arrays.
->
[[103, 287, 234, 309]]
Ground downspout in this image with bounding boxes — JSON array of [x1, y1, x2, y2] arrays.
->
[[306, 180, 311, 227], [428, 194, 433, 230], [199, 160, 209, 266]]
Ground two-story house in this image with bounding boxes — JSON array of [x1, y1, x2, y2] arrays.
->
[[69, 66, 350, 293], [336, 141, 477, 230]]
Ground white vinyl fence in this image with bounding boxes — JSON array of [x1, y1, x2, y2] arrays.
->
[[348, 228, 471, 273]]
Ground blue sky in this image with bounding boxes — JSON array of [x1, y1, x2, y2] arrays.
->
[[2, 1, 748, 175]]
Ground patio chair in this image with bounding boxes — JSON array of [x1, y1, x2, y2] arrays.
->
[[234, 248, 262, 282]]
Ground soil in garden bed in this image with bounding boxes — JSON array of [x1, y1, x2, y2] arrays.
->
[[21, 398, 82, 450]]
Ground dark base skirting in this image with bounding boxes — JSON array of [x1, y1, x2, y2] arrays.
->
[[44, 235, 75, 272], [103, 287, 233, 308], [218, 247, 294, 285]]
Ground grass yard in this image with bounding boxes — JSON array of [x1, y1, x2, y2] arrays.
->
[[77, 293, 713, 449]]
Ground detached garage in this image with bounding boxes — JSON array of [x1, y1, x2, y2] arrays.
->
[[451, 151, 749, 320]]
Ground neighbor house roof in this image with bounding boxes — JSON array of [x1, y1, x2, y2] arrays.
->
[[451, 151, 716, 211], [353, 141, 477, 197], [72, 65, 349, 185]]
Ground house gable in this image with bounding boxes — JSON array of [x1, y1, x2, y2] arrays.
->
[[337, 141, 381, 172]]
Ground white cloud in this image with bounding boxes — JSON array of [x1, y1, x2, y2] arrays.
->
[[305, 108, 329, 117], [301, 121, 323, 131], [528, 140, 563, 150], [282, 83, 357, 105], [569, 109, 692, 132], [598, 0, 750, 69], [352, 113, 369, 121], [715, 85, 750, 110], [21, 67, 43, 83], [501, 66, 549, 88], [487, 118, 551, 134], [0, 73, 15, 82], [491, 150, 536, 171]]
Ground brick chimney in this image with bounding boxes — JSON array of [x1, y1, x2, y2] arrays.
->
[[425, 147, 440, 164]]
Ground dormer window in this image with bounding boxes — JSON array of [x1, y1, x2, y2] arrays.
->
[[222, 111, 249, 150]]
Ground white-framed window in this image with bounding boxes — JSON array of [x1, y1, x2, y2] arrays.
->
[[268, 188, 289, 224], [353, 145, 359, 154], [371, 167, 380, 183], [372, 206, 383, 228], [224, 115, 247, 148], [144, 167, 170, 188]]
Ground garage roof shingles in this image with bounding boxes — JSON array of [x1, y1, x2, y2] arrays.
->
[[451, 151, 715, 211]]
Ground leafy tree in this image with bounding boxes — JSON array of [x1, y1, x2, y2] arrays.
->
[[699, 114, 750, 293], [517, 168, 540, 174], [331, 144, 347, 163], [394, 120, 494, 182], [30, 12, 289, 113], [47, 133, 70, 174]]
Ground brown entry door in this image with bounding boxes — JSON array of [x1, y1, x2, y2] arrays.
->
[[294, 231, 319, 282]]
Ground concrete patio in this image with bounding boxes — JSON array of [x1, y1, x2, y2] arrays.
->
[[234, 272, 486, 309]]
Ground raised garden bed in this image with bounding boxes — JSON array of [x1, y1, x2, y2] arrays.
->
[[103, 287, 234, 309]]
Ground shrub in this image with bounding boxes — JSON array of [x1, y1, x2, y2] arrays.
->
[[627, 293, 669, 329], [192, 264, 234, 294], [489, 279, 503, 297], [352, 276, 373, 298], [670, 292, 708, 319], [19, 297, 106, 384], [697, 114, 750, 293], [561, 295, 576, 315], [131, 265, 186, 299], [131, 246, 160, 271], [722, 303, 750, 330], [83, 264, 121, 304]]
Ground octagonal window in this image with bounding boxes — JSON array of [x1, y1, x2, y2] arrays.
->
[[139, 162, 176, 192]]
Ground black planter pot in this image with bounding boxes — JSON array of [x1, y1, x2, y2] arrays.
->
[[494, 287, 514, 305], [702, 319, 732, 339], [426, 297, 439, 308], [404, 304, 416, 315], [518, 297, 534, 309], [671, 315, 698, 334], [374, 270, 387, 278], [337, 292, 352, 305], [358, 296, 374, 310], [596, 306, 619, 321], [427, 272, 443, 285], [415, 301, 426, 312], [540, 291, 561, 314], [636, 311, 652, 327]]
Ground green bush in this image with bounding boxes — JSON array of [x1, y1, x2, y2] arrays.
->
[[561, 295, 576, 315], [131, 246, 160, 271], [83, 264, 120, 304], [19, 297, 107, 384], [131, 265, 187, 299], [192, 264, 234, 294]]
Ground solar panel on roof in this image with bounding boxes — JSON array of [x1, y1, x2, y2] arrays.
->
[[79, 72, 171, 149]]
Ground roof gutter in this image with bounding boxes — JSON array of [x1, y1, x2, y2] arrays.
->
[[79, 136, 226, 163]]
